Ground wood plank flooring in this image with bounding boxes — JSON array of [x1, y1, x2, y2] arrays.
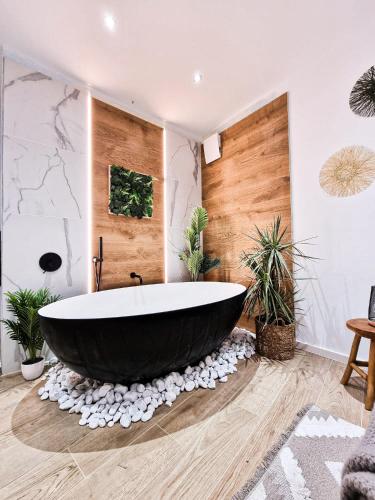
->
[[0, 350, 368, 499]]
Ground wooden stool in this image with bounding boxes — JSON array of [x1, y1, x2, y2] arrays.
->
[[341, 318, 375, 411]]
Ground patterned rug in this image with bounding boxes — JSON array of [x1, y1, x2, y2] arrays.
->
[[234, 405, 365, 499]]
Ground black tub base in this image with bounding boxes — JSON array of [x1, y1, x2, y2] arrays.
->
[[39, 282, 246, 383]]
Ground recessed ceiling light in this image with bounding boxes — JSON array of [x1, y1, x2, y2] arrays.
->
[[104, 13, 115, 32], [193, 71, 203, 84]]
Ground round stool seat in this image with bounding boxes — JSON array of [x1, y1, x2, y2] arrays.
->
[[347, 318, 375, 340]]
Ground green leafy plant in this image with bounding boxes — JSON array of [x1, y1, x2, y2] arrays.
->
[[109, 165, 153, 219], [179, 207, 220, 281], [241, 216, 314, 326], [2, 288, 60, 362]]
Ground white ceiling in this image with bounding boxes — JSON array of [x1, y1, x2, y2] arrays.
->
[[0, 0, 373, 140]]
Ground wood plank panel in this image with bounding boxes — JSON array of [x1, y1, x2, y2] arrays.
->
[[317, 362, 366, 426], [91, 98, 164, 290], [202, 94, 291, 298], [0, 453, 83, 500]]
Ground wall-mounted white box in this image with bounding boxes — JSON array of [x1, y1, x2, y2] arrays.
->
[[203, 133, 221, 164]]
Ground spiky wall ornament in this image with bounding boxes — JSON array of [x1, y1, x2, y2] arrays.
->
[[320, 145, 375, 197], [349, 66, 375, 117]]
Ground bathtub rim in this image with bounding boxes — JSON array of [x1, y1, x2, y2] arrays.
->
[[38, 281, 247, 321]]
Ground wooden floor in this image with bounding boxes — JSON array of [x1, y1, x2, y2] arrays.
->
[[0, 349, 369, 500]]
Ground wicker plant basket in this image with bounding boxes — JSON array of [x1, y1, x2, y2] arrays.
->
[[255, 317, 295, 360]]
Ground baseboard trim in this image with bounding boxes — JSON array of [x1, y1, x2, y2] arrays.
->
[[0, 368, 21, 378], [296, 341, 348, 364], [238, 319, 350, 364]]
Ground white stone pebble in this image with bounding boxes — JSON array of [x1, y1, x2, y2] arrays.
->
[[120, 414, 131, 428], [141, 410, 153, 422], [39, 327, 254, 431], [124, 391, 138, 402], [109, 403, 120, 415], [59, 399, 75, 410], [151, 398, 159, 409], [114, 392, 123, 404], [155, 379, 165, 392], [198, 379, 208, 389], [114, 383, 128, 395], [88, 418, 99, 429], [185, 380, 195, 392], [165, 391, 177, 403], [131, 410, 142, 423], [113, 412, 121, 423], [58, 394, 69, 405], [136, 399, 147, 412], [98, 383, 113, 398], [48, 391, 60, 402]]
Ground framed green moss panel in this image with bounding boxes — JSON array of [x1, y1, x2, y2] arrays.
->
[[108, 165, 153, 219]]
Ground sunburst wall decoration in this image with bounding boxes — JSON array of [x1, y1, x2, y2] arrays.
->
[[319, 145, 375, 197], [350, 66, 375, 117]]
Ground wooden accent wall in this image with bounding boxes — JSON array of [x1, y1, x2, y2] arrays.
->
[[202, 94, 291, 293], [91, 98, 164, 290]]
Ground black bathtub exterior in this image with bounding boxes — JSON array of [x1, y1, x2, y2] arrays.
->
[[39, 290, 246, 383]]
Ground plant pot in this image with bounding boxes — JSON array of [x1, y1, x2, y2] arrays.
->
[[255, 317, 295, 360], [21, 357, 45, 381]]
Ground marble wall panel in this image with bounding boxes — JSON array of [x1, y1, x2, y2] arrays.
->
[[1, 57, 88, 373], [164, 129, 202, 282]]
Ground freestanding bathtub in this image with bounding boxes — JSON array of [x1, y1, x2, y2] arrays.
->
[[39, 281, 246, 383]]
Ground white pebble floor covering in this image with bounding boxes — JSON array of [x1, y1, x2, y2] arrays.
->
[[38, 327, 255, 430]]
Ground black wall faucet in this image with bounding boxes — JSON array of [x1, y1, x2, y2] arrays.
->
[[130, 272, 143, 285], [93, 236, 103, 292]]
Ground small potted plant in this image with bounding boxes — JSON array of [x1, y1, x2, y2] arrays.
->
[[2, 288, 60, 380], [179, 207, 220, 281], [241, 216, 314, 360]]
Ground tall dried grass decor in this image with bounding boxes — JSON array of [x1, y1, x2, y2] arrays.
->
[[319, 146, 375, 198]]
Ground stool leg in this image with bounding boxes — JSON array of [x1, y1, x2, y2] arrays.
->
[[365, 339, 375, 411], [341, 333, 361, 385]]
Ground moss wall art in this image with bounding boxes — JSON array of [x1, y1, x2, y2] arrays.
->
[[109, 165, 153, 219]]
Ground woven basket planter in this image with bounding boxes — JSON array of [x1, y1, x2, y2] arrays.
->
[[255, 317, 295, 360]]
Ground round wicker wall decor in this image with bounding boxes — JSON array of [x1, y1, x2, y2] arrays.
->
[[319, 145, 375, 197]]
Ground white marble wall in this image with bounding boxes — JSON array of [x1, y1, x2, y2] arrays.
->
[[1, 58, 88, 373], [165, 129, 202, 282]]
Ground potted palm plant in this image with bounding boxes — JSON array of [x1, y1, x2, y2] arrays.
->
[[179, 207, 220, 281], [2, 288, 60, 380], [241, 216, 314, 360]]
